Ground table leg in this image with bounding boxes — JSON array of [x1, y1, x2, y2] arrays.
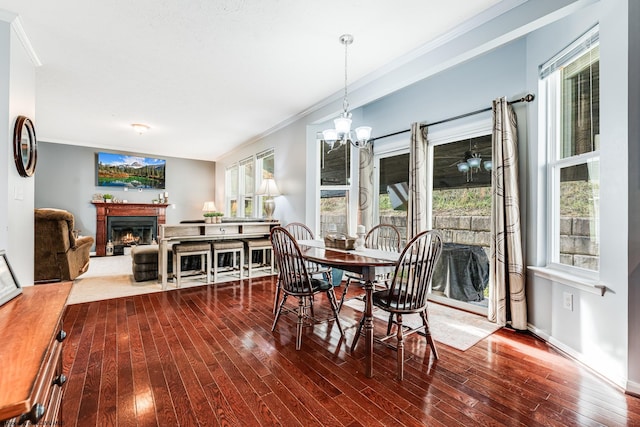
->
[[364, 278, 374, 378]]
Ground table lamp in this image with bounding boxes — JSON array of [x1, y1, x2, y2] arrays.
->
[[257, 179, 280, 220]]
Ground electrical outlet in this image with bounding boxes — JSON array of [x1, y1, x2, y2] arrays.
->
[[563, 291, 573, 311]]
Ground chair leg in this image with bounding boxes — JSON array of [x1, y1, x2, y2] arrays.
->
[[213, 250, 219, 283], [420, 310, 439, 359], [396, 313, 404, 380], [273, 277, 281, 314], [350, 315, 365, 352], [326, 288, 344, 339], [338, 277, 352, 312], [296, 297, 305, 350], [386, 312, 395, 336], [272, 294, 287, 332]]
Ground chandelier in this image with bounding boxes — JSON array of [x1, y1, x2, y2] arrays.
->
[[322, 34, 372, 149], [456, 141, 492, 182]]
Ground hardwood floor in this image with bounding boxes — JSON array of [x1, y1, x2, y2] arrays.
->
[[61, 276, 640, 426]]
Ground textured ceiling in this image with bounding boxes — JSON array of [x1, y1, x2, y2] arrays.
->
[[0, 0, 505, 161]]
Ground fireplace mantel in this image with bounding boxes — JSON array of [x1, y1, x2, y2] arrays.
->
[[92, 202, 169, 256]]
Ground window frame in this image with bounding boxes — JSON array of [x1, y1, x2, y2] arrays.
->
[[256, 148, 275, 219], [541, 25, 600, 277]]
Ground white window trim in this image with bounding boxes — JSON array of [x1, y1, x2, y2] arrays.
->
[[542, 26, 600, 278]]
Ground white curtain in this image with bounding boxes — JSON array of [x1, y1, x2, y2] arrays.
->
[[358, 145, 374, 232], [488, 97, 527, 330], [408, 123, 428, 240]]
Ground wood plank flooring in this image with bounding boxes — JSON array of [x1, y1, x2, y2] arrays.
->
[[61, 276, 640, 426]]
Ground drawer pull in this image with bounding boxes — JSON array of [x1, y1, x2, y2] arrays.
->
[[53, 374, 67, 387], [56, 330, 67, 342], [19, 403, 45, 424]]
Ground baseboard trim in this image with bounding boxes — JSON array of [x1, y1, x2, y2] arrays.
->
[[527, 323, 629, 393]]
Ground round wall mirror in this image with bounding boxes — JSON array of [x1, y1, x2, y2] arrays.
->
[[13, 116, 37, 177]]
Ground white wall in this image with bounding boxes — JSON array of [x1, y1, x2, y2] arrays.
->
[[1, 18, 36, 286], [525, 0, 638, 390], [35, 141, 217, 252]]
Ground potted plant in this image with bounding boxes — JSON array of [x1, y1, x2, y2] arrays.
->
[[213, 212, 224, 223], [103, 194, 113, 203], [203, 212, 216, 224]]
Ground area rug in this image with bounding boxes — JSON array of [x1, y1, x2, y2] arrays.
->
[[344, 299, 500, 351], [68, 254, 263, 305]]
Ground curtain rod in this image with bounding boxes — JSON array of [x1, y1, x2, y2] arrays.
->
[[369, 93, 535, 143]]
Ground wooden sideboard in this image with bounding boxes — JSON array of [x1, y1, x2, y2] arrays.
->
[[0, 282, 72, 425], [92, 202, 169, 256]]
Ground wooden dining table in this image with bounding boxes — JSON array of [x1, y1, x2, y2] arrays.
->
[[297, 240, 399, 378]]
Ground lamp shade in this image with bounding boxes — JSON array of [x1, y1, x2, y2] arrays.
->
[[467, 157, 482, 168], [355, 126, 372, 142], [334, 116, 352, 135], [322, 129, 338, 142], [257, 178, 280, 196], [202, 201, 217, 212], [457, 162, 470, 173]]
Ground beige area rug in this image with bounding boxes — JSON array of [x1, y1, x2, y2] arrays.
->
[[68, 254, 268, 305], [344, 299, 500, 351]]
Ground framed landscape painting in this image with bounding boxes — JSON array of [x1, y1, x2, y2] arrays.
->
[[96, 152, 166, 189]]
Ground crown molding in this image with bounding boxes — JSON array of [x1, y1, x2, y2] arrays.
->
[[0, 10, 42, 67]]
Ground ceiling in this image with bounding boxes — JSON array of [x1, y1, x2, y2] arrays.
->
[[0, 0, 506, 161]]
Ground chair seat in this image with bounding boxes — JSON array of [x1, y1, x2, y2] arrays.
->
[[213, 240, 244, 250], [289, 278, 331, 293], [246, 238, 271, 248], [173, 242, 211, 253], [372, 289, 417, 312]]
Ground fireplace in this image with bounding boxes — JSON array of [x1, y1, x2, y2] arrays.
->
[[92, 202, 169, 256], [107, 216, 157, 255]]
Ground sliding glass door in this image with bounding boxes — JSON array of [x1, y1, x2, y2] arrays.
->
[[429, 134, 492, 313]]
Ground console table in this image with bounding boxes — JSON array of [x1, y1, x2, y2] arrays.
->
[[158, 221, 279, 289], [0, 282, 71, 424]]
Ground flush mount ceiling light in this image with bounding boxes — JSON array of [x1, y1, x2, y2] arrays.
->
[[321, 34, 372, 150], [131, 123, 150, 135]]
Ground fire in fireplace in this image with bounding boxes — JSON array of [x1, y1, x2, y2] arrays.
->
[[107, 216, 157, 255]]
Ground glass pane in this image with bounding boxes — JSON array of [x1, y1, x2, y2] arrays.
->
[[262, 153, 274, 180], [561, 45, 599, 158], [321, 142, 350, 186], [229, 199, 237, 217], [378, 153, 409, 239], [430, 136, 492, 306], [559, 160, 599, 271], [320, 190, 349, 237], [243, 160, 254, 194], [244, 198, 253, 217], [229, 166, 238, 196]]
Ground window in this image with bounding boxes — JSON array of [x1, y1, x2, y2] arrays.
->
[[225, 164, 238, 217], [319, 140, 351, 236], [541, 26, 600, 273], [375, 151, 409, 241], [256, 149, 275, 218], [239, 157, 255, 217]]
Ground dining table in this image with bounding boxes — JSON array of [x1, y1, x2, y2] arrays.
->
[[297, 240, 399, 378]]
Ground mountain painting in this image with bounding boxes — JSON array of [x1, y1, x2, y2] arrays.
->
[[96, 152, 166, 189]]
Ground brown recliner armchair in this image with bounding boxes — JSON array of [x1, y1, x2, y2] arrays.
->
[[34, 208, 94, 282]]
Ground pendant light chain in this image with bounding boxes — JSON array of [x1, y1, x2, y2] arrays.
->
[[343, 38, 349, 114]]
